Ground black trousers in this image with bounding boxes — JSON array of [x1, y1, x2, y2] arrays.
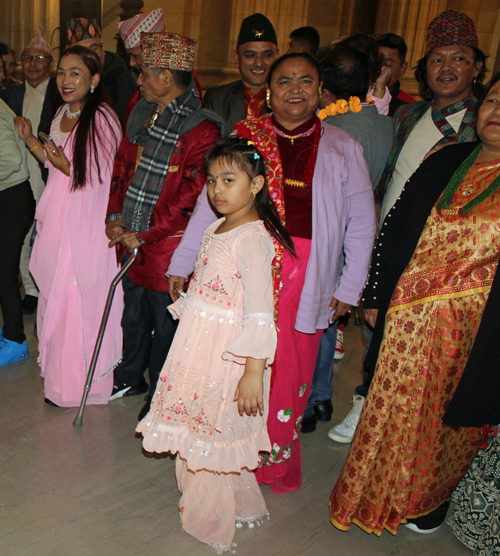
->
[[0, 181, 35, 343], [114, 270, 178, 398]]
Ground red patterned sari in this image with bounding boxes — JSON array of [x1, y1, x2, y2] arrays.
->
[[330, 160, 500, 534]]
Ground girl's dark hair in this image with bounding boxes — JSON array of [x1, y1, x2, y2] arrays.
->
[[415, 47, 488, 102], [55, 45, 121, 190], [205, 136, 296, 256], [268, 52, 320, 86]]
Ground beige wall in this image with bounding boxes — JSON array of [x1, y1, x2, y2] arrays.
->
[[1, 0, 498, 94]]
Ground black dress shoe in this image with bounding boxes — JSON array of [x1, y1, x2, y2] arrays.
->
[[44, 397, 60, 407], [314, 399, 333, 422], [22, 295, 38, 315], [301, 413, 317, 433], [138, 396, 152, 421], [110, 379, 149, 401]]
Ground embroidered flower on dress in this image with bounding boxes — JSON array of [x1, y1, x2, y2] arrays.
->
[[277, 409, 292, 422], [299, 383, 308, 397]]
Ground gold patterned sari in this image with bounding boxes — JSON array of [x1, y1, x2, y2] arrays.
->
[[329, 159, 500, 535]]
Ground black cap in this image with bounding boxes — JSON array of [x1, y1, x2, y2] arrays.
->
[[237, 13, 277, 48]]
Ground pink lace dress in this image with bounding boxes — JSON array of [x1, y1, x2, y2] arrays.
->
[[137, 218, 277, 553]]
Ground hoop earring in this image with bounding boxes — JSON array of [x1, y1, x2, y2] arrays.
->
[[252, 190, 256, 200], [90, 85, 95, 93], [266, 88, 271, 109]]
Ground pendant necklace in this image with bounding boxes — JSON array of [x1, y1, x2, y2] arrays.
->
[[273, 122, 316, 145], [146, 105, 162, 129]]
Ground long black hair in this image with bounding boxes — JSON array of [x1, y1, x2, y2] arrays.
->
[[55, 45, 121, 190], [414, 46, 488, 102], [205, 136, 296, 256]]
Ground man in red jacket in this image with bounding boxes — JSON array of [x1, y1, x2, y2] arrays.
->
[[106, 32, 222, 420]]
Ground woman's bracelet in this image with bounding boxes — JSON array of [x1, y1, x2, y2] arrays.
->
[[30, 141, 42, 152], [374, 86, 386, 91]]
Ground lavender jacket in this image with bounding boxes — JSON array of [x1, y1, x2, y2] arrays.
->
[[168, 122, 376, 334]]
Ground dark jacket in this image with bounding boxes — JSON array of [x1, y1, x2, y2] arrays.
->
[[388, 80, 415, 117], [204, 79, 270, 132], [1, 76, 59, 183], [363, 141, 500, 428], [103, 51, 137, 125]]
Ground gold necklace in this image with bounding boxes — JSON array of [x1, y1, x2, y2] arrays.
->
[[273, 122, 316, 145]]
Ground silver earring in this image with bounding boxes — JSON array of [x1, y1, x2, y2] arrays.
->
[[90, 85, 95, 93]]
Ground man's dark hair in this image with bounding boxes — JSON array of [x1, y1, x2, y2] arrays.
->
[[170, 70, 192, 90], [319, 46, 370, 101], [415, 47, 488, 101], [336, 33, 382, 84], [289, 26, 320, 56], [0, 42, 8, 57], [151, 67, 192, 90], [374, 33, 408, 64]]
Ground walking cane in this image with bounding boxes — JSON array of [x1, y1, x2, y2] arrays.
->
[[73, 249, 138, 428]]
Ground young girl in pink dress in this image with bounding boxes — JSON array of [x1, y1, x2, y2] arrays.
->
[[137, 137, 295, 553]]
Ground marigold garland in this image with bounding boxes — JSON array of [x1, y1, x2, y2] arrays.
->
[[318, 96, 374, 120]]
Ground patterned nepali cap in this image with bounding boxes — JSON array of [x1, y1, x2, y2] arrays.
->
[[141, 32, 197, 71], [67, 18, 102, 45], [26, 25, 53, 56], [425, 10, 479, 54], [117, 9, 166, 50]]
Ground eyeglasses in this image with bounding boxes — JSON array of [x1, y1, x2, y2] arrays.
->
[[88, 42, 104, 53], [21, 54, 51, 62]]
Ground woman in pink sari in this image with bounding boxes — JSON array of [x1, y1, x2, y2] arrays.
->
[[16, 45, 123, 407]]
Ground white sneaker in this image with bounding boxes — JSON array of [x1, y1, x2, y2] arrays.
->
[[328, 395, 365, 443], [404, 523, 442, 535]]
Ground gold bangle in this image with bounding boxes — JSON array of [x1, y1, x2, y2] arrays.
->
[[30, 141, 41, 152], [374, 86, 385, 91]]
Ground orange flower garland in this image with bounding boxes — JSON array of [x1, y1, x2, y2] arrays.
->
[[318, 96, 374, 120]]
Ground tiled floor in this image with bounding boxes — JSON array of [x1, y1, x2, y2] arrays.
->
[[0, 311, 471, 556]]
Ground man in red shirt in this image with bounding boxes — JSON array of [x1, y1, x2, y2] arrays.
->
[[203, 13, 279, 131]]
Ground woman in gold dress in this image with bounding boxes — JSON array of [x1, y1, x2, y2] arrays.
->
[[330, 74, 500, 536]]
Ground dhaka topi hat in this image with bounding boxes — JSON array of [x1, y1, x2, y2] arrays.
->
[[141, 32, 197, 71], [67, 18, 102, 45], [117, 9, 166, 50], [425, 10, 479, 55], [26, 25, 53, 57], [237, 13, 277, 48]]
